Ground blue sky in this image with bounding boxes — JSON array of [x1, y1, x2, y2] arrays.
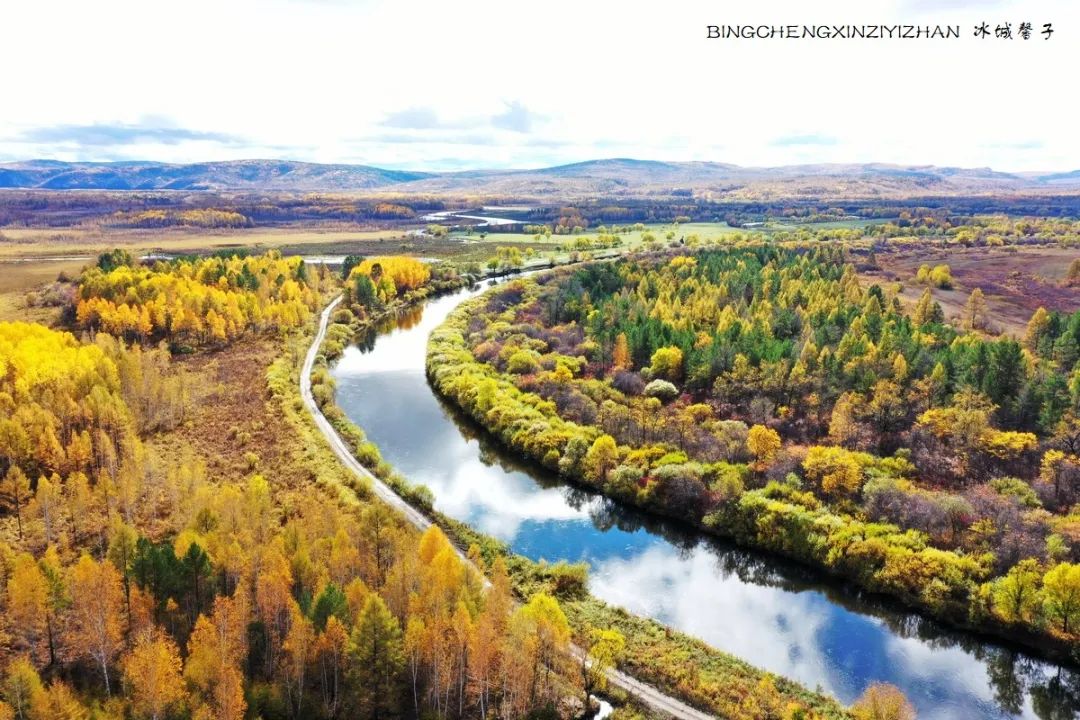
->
[[1, 0, 1075, 172]]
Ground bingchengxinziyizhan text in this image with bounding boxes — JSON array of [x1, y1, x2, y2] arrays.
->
[[707, 23, 1055, 39]]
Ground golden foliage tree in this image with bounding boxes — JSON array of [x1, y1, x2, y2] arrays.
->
[[649, 346, 684, 382], [122, 630, 184, 720], [1023, 307, 1050, 351], [351, 257, 431, 300], [851, 682, 916, 720], [581, 627, 625, 703], [585, 435, 619, 483], [747, 425, 781, 472], [1042, 562, 1080, 635], [962, 287, 988, 330], [5, 554, 48, 664], [803, 446, 865, 500], [612, 333, 631, 371], [1, 658, 46, 720], [67, 555, 125, 695]]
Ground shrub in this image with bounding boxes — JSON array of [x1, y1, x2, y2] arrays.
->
[[612, 370, 645, 395], [507, 349, 541, 374], [643, 379, 678, 402]]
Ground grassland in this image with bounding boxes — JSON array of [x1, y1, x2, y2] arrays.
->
[[438, 221, 753, 264], [865, 245, 1080, 335], [444, 218, 886, 259], [0, 257, 85, 323]]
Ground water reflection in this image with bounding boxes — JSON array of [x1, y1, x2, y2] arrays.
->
[[332, 283, 1080, 720]]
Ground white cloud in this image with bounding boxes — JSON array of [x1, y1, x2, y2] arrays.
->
[[0, 0, 1076, 171]]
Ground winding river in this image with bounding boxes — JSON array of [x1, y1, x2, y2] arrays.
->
[[331, 278, 1080, 720]]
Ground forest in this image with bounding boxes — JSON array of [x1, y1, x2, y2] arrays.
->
[[426, 246, 1080, 657], [0, 251, 604, 720], [74, 251, 323, 348]]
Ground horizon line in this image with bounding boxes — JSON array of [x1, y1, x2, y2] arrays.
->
[[2, 156, 1078, 176]]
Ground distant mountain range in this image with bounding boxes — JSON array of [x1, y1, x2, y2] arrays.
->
[[1, 158, 1078, 198], [0, 159, 428, 192]]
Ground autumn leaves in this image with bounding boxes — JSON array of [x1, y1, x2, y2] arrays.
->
[[74, 253, 321, 346]]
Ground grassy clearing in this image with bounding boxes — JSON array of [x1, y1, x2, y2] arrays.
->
[[432, 222, 755, 265], [445, 219, 887, 262], [0, 257, 88, 292], [452, 221, 747, 248], [865, 244, 1080, 335], [764, 218, 883, 232], [0, 257, 87, 322]]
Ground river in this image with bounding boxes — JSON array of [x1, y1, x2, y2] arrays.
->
[[331, 278, 1080, 720]]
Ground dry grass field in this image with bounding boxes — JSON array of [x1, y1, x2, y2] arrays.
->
[[0, 257, 86, 323], [865, 245, 1080, 335], [0, 226, 405, 259], [149, 336, 312, 489]]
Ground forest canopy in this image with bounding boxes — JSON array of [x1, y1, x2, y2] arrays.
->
[[0, 322, 185, 539], [75, 252, 323, 347]]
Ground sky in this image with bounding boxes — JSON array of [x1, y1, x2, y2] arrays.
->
[[0, 0, 1076, 172]]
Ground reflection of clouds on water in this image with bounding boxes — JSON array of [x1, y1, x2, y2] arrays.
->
[[335, 288, 480, 375], [335, 317, 431, 374], [589, 545, 840, 696], [428, 442, 595, 539], [880, 635, 1040, 720], [337, 345, 427, 374], [337, 339, 598, 540]]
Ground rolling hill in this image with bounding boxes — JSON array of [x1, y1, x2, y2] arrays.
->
[[0, 158, 1077, 198], [0, 159, 430, 191]]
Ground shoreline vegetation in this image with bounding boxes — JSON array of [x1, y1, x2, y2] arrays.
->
[[307, 255, 858, 719], [423, 247, 1080, 668]]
